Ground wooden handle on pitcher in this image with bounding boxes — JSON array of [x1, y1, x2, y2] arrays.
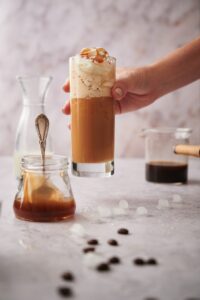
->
[[174, 145, 200, 157]]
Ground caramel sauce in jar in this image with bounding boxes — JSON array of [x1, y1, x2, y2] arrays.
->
[[13, 156, 76, 222]]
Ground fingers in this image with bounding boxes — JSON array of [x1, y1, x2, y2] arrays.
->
[[116, 92, 155, 114], [112, 70, 133, 101], [114, 100, 122, 114], [112, 82, 128, 101], [112, 67, 149, 101], [62, 101, 71, 115], [62, 79, 70, 115], [63, 79, 70, 92]]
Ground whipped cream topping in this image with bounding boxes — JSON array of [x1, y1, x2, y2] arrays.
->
[[70, 48, 116, 99]]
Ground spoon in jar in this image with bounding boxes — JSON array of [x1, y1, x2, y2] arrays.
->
[[35, 114, 49, 172], [33, 113, 57, 198]]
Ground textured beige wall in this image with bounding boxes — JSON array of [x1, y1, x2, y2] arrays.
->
[[0, 0, 199, 157]]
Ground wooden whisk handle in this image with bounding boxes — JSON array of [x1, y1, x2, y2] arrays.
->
[[174, 145, 200, 157]]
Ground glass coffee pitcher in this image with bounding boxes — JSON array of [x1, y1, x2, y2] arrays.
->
[[142, 128, 192, 183], [14, 76, 53, 179]]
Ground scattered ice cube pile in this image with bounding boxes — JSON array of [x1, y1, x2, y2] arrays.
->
[[97, 200, 129, 218], [157, 194, 183, 209]]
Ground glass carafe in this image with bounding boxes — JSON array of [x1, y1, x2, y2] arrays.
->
[[14, 76, 53, 179]]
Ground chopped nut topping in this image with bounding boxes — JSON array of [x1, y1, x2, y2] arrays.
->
[[80, 47, 109, 63]]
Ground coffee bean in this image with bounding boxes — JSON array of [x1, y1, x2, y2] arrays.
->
[[83, 247, 95, 253], [133, 258, 145, 266], [146, 258, 158, 265], [57, 287, 73, 297], [87, 239, 99, 245], [96, 263, 110, 272], [61, 272, 75, 282], [109, 256, 121, 264], [108, 239, 118, 246], [117, 228, 129, 235]]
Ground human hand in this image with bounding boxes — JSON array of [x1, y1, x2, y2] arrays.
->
[[62, 65, 160, 115], [111, 66, 160, 113], [62, 80, 71, 114], [62, 79, 124, 115]]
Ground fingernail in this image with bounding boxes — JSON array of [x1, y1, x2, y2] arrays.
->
[[114, 87, 123, 97], [63, 85, 67, 92]]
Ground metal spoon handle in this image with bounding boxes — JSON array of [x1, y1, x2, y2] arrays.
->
[[35, 114, 49, 171]]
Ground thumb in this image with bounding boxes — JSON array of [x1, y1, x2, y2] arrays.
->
[[112, 73, 133, 100]]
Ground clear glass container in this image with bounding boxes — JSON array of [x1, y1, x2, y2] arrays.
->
[[13, 155, 76, 222], [142, 128, 192, 183], [14, 76, 53, 179], [69, 54, 116, 177]]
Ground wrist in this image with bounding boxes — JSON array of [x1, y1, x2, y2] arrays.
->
[[143, 64, 165, 100], [148, 63, 166, 98]]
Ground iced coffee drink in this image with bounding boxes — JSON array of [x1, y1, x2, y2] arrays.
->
[[69, 48, 116, 177]]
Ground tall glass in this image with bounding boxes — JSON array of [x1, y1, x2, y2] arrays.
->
[[69, 52, 116, 177]]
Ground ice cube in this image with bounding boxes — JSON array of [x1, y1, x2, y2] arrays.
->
[[112, 207, 126, 216], [136, 206, 148, 216], [18, 239, 32, 250], [172, 194, 183, 203], [97, 206, 112, 218], [83, 252, 103, 269], [157, 199, 170, 209], [118, 200, 129, 209], [69, 223, 86, 238]]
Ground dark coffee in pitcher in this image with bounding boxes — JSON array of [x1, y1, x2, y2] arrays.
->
[[145, 160, 188, 183]]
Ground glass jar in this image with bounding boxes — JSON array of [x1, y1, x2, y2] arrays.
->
[[142, 128, 192, 183], [14, 76, 53, 179], [13, 155, 76, 222]]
